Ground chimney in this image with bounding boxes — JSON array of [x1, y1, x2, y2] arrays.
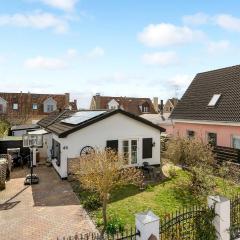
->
[[153, 97, 159, 113], [95, 93, 101, 109], [160, 100, 164, 115], [65, 93, 70, 105]]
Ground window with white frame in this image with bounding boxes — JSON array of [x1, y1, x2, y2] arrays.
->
[[47, 104, 54, 112], [142, 106, 149, 113], [13, 103, 18, 110], [122, 139, 138, 164], [232, 136, 240, 150], [32, 103, 38, 110]]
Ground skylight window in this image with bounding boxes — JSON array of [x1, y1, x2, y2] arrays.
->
[[208, 94, 221, 107]]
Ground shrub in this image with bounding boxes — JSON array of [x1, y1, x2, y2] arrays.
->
[[83, 194, 102, 210], [168, 166, 177, 179], [106, 216, 125, 235], [188, 166, 215, 196], [166, 137, 216, 197]]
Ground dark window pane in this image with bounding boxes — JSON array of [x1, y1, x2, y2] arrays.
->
[[142, 138, 153, 159]]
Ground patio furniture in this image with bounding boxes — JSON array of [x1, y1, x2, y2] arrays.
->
[[0, 158, 8, 190]]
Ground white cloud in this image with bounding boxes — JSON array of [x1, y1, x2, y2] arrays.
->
[[169, 74, 193, 88], [207, 40, 230, 53], [24, 56, 67, 70], [215, 14, 240, 32], [182, 12, 209, 26], [87, 47, 105, 59], [142, 51, 178, 66], [0, 12, 68, 33], [41, 0, 78, 11], [138, 23, 204, 47], [66, 48, 78, 58]]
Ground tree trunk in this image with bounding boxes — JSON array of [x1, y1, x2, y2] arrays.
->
[[101, 194, 108, 237]]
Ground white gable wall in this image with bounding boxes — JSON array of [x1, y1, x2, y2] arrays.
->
[[107, 99, 119, 109], [43, 97, 57, 113], [52, 113, 161, 178]]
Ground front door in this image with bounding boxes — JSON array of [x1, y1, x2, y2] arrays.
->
[[122, 139, 138, 165]]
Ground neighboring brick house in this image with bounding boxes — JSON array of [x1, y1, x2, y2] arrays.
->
[[170, 65, 240, 149], [163, 98, 179, 114], [90, 94, 157, 115], [0, 92, 77, 125]]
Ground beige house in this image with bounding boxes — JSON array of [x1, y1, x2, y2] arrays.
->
[[163, 98, 179, 114]]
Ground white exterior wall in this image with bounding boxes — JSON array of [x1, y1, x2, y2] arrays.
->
[[38, 133, 52, 159], [52, 113, 161, 178], [107, 99, 119, 109]]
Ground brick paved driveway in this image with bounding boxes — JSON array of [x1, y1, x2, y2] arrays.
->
[[0, 166, 96, 240]]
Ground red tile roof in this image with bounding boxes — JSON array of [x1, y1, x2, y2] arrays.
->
[[92, 96, 157, 115]]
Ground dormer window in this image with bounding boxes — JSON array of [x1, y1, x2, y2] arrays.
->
[[43, 97, 57, 113], [142, 106, 149, 113], [107, 99, 119, 110], [208, 94, 221, 107], [141, 102, 150, 113]]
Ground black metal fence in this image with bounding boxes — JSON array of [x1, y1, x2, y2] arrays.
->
[[58, 227, 140, 240], [159, 205, 210, 240]]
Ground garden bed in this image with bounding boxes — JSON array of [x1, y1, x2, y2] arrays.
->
[[70, 166, 240, 228]]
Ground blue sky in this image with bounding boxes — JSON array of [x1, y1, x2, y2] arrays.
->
[[1, 0, 240, 107]]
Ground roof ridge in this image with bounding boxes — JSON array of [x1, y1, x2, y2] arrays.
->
[[197, 64, 240, 75]]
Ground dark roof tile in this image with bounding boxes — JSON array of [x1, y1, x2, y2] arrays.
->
[[170, 65, 240, 122]]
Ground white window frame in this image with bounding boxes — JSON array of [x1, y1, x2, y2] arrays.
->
[[121, 139, 139, 165], [47, 104, 54, 112], [232, 135, 240, 150], [32, 103, 38, 110], [13, 103, 18, 110], [142, 106, 149, 113]]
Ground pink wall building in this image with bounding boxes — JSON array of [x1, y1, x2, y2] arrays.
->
[[171, 65, 240, 149], [173, 121, 240, 148]]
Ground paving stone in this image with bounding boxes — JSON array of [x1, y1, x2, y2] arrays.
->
[[0, 166, 97, 240]]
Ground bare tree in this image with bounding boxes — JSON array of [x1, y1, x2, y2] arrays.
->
[[75, 149, 143, 235]]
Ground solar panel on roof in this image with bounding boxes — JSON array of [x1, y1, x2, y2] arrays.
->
[[61, 111, 106, 125]]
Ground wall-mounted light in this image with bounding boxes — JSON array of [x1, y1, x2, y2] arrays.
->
[[152, 142, 155, 147], [63, 146, 68, 150]]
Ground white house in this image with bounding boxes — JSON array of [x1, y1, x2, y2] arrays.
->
[[37, 109, 165, 179]]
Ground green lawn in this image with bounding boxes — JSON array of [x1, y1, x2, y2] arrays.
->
[[71, 168, 240, 227]]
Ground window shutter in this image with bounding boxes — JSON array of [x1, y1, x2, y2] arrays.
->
[[106, 140, 118, 152], [142, 138, 153, 159]]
